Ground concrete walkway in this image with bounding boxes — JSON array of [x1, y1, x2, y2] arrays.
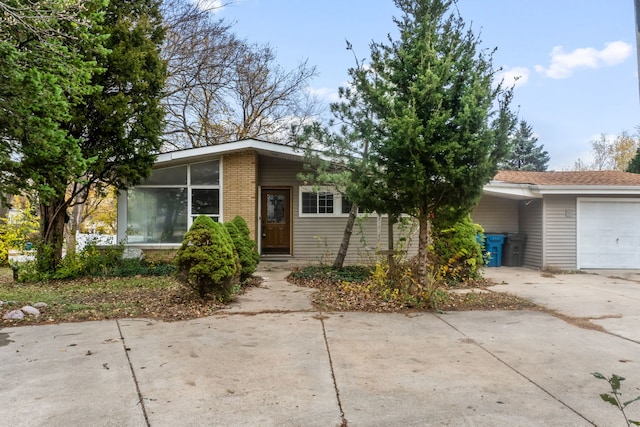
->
[[1, 267, 640, 426]]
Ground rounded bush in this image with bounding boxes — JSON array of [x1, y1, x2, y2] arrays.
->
[[175, 216, 237, 300]]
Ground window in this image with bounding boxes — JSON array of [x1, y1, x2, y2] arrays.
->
[[301, 190, 334, 214], [300, 186, 365, 216], [127, 160, 220, 243]]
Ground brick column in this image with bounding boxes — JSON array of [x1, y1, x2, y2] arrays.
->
[[222, 151, 258, 240]]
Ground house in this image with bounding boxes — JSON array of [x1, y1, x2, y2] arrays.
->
[[118, 140, 640, 270], [116, 139, 416, 264], [472, 170, 640, 270]]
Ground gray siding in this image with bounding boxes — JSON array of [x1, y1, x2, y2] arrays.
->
[[294, 215, 418, 264], [258, 156, 304, 185], [258, 155, 417, 263], [518, 199, 543, 268], [472, 195, 519, 233], [543, 195, 577, 270]]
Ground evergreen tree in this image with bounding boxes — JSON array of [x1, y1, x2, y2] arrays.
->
[[501, 120, 550, 171], [341, 0, 515, 285], [25, 0, 165, 272], [0, 0, 107, 271], [627, 147, 640, 173]]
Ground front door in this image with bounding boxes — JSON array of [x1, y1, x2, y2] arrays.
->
[[260, 188, 291, 254]]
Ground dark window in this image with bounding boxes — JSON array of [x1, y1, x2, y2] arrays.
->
[[191, 189, 220, 215], [302, 192, 317, 214]]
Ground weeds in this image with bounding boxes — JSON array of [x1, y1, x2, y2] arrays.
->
[[592, 372, 640, 426]]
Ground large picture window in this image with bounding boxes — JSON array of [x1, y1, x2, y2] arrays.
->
[[127, 161, 220, 244]]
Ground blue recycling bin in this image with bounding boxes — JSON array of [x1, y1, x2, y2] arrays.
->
[[485, 234, 505, 267]]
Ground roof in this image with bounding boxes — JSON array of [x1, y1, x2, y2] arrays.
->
[[494, 170, 640, 186], [154, 139, 311, 167], [485, 170, 640, 200]]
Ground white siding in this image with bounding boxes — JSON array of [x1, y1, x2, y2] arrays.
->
[[543, 195, 576, 270], [518, 199, 543, 268], [472, 195, 519, 233]]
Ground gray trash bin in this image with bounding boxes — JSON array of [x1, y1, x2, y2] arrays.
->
[[503, 233, 526, 267]]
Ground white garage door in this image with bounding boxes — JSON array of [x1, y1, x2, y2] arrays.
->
[[578, 199, 640, 269]]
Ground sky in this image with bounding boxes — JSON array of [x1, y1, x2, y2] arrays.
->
[[208, 0, 639, 170]]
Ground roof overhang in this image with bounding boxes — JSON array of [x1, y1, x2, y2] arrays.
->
[[154, 139, 315, 168], [482, 182, 542, 200], [484, 181, 640, 200]]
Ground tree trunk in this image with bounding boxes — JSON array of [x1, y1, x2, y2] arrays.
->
[[387, 215, 395, 266], [65, 198, 84, 256], [333, 203, 359, 269], [416, 214, 430, 287], [39, 197, 68, 273]]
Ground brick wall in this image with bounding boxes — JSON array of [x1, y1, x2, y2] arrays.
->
[[222, 151, 258, 239]]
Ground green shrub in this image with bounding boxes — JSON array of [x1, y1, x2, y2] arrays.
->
[[289, 265, 371, 283], [226, 216, 259, 281], [175, 215, 237, 300], [429, 214, 484, 285]]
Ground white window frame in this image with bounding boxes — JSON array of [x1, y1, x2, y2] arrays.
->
[[299, 186, 360, 217]]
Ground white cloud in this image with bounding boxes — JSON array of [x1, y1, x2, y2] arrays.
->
[[498, 67, 530, 88], [535, 41, 632, 79], [192, 0, 224, 12], [307, 86, 341, 103]]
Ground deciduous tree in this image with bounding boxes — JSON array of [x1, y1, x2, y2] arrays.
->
[[574, 132, 640, 171], [161, 0, 318, 149]]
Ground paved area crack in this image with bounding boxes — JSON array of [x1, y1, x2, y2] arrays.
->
[[318, 314, 348, 426], [116, 319, 150, 427], [433, 313, 597, 426]]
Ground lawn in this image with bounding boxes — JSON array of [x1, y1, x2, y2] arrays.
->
[[0, 267, 229, 326], [1, 264, 536, 327]]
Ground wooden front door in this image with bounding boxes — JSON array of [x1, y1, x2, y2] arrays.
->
[[260, 188, 291, 254]]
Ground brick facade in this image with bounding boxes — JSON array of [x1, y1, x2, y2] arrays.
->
[[222, 151, 258, 240]]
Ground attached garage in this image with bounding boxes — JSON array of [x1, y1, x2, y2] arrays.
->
[[577, 198, 640, 269], [476, 171, 640, 271]]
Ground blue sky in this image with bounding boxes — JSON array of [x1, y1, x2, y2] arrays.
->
[[210, 0, 638, 170]]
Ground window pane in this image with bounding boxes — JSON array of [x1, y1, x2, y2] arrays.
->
[[190, 161, 219, 185], [302, 192, 317, 214], [192, 189, 220, 215], [318, 192, 334, 213], [127, 188, 187, 243], [142, 166, 187, 186], [342, 197, 353, 214], [267, 194, 285, 223]]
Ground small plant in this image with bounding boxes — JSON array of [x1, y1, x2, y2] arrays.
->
[[592, 372, 640, 426], [313, 236, 333, 265]]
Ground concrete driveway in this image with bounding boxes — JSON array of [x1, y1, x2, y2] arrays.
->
[[1, 267, 640, 426], [484, 267, 640, 343]]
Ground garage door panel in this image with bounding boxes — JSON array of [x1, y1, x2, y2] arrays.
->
[[578, 199, 640, 269]]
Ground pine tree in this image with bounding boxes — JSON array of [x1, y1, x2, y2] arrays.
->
[[501, 120, 550, 171], [340, 0, 515, 285], [627, 147, 640, 173]]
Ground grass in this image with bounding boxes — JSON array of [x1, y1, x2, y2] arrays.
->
[[0, 267, 232, 326]]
